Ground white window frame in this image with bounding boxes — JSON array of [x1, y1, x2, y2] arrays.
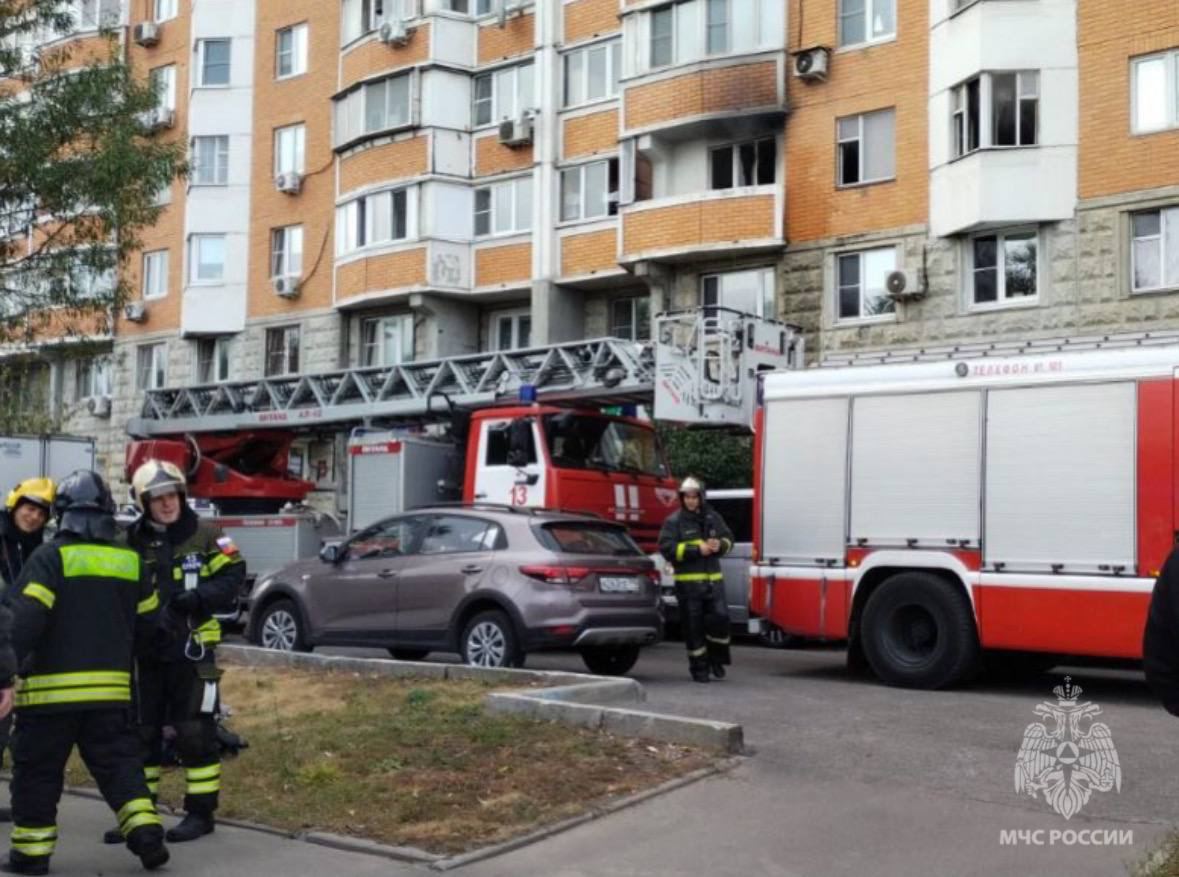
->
[[1132, 51, 1179, 135], [274, 124, 306, 175], [334, 188, 412, 256], [150, 65, 176, 112], [195, 337, 232, 384], [834, 245, 898, 323], [709, 136, 776, 190], [195, 38, 231, 88], [474, 176, 533, 237], [838, 0, 895, 48], [609, 296, 651, 341], [562, 40, 621, 108], [154, 0, 177, 22], [559, 159, 619, 223], [142, 249, 169, 300], [271, 225, 304, 279], [136, 343, 168, 391], [360, 314, 415, 366], [276, 23, 309, 80], [189, 234, 227, 284], [264, 325, 301, 377], [75, 355, 112, 400], [472, 63, 534, 127], [190, 135, 230, 186], [700, 267, 775, 318], [1131, 206, 1179, 294], [951, 71, 1040, 159], [836, 108, 895, 187], [492, 309, 532, 351], [333, 73, 412, 146], [966, 228, 1040, 310], [72, 0, 122, 31]]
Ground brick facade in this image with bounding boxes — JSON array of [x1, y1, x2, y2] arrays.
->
[[562, 109, 618, 159], [340, 24, 431, 90], [622, 195, 776, 260], [336, 248, 428, 299], [475, 242, 532, 287], [624, 61, 779, 132], [477, 13, 535, 64], [560, 228, 619, 277], [339, 135, 430, 193], [563, 0, 619, 44], [475, 135, 535, 176]]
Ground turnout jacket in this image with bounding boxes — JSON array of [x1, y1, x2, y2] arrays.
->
[[1144, 547, 1179, 716], [126, 507, 245, 661], [657, 505, 734, 583], [11, 534, 159, 711], [0, 511, 44, 589]]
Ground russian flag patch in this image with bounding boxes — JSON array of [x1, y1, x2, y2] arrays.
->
[[216, 536, 240, 556]]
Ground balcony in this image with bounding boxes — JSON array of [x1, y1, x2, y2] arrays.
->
[[621, 54, 786, 139], [619, 187, 781, 265]]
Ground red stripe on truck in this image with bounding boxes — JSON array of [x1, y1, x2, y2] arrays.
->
[[349, 442, 403, 456]]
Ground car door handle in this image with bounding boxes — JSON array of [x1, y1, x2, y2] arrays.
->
[[461, 565, 484, 575], [474, 493, 487, 499], [378, 569, 398, 579]]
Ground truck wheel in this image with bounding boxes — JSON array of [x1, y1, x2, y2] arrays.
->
[[388, 648, 430, 661], [579, 645, 641, 676], [254, 599, 309, 653], [460, 610, 524, 669], [860, 572, 979, 690]]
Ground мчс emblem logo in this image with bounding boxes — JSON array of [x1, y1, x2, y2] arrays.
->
[[1014, 677, 1121, 820]]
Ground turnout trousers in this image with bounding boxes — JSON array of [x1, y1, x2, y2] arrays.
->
[[10, 709, 163, 867], [674, 578, 732, 675]]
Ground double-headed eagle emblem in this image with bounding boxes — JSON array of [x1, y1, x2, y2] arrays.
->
[[1014, 677, 1122, 820]]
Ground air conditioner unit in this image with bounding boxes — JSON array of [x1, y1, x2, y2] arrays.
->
[[138, 107, 174, 132], [274, 172, 303, 194], [379, 19, 411, 46], [273, 275, 300, 298], [133, 21, 160, 47], [498, 114, 533, 147], [885, 269, 924, 301], [87, 395, 112, 418], [793, 47, 829, 82], [123, 301, 146, 322]]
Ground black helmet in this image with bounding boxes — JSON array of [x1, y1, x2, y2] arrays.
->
[[53, 470, 117, 541]]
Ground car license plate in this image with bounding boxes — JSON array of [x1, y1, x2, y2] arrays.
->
[[599, 576, 640, 593]]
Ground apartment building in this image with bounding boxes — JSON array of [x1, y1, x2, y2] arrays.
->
[[5, 0, 1179, 490]]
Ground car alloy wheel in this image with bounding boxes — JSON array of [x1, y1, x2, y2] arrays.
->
[[466, 620, 507, 667], [260, 607, 299, 651]]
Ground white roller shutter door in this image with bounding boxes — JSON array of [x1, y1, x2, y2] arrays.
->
[[984, 382, 1136, 573], [760, 397, 848, 564], [850, 391, 982, 547]]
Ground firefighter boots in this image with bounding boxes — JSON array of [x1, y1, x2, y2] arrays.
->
[[165, 812, 214, 842]]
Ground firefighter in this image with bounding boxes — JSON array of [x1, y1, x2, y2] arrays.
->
[[7, 470, 168, 874], [658, 476, 734, 683], [1144, 547, 1179, 715], [106, 460, 245, 845]]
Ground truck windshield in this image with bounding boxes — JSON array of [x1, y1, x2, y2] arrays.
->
[[542, 414, 668, 477]]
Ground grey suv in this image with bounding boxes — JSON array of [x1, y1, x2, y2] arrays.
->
[[246, 505, 662, 675]]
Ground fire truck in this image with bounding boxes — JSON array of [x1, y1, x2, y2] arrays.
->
[[749, 333, 1179, 690], [125, 308, 800, 557]]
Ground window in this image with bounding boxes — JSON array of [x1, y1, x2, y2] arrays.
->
[[542, 414, 668, 476], [709, 137, 775, 189], [839, 0, 895, 47], [191, 136, 229, 186], [265, 325, 300, 376], [493, 311, 531, 350], [150, 65, 176, 111], [485, 419, 537, 466], [969, 230, 1038, 306], [560, 159, 619, 222], [154, 0, 177, 22], [195, 338, 232, 384], [649, 4, 676, 68], [73, 0, 121, 29], [271, 226, 304, 278], [360, 314, 414, 366], [952, 72, 1039, 157], [419, 516, 499, 555], [474, 177, 532, 236], [836, 247, 896, 321], [341, 0, 418, 44], [196, 39, 231, 87], [75, 356, 111, 400], [563, 41, 621, 107], [1131, 207, 1179, 292], [274, 124, 306, 176], [1133, 52, 1179, 134], [190, 235, 226, 283], [142, 250, 168, 299], [610, 297, 651, 341], [136, 343, 167, 390], [334, 189, 410, 255], [334, 73, 411, 145], [73, 265, 115, 299], [472, 63, 534, 126], [276, 23, 308, 78], [701, 267, 774, 318], [837, 108, 895, 186]]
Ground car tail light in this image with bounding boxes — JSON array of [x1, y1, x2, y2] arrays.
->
[[644, 569, 661, 586], [520, 565, 592, 587]]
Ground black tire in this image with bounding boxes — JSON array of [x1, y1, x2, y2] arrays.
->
[[579, 645, 641, 676], [388, 648, 430, 661], [253, 598, 310, 653], [860, 571, 979, 689], [459, 610, 524, 668]]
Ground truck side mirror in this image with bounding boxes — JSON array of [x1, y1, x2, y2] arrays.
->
[[319, 543, 341, 564]]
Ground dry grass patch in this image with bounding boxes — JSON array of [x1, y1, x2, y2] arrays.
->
[[69, 667, 715, 854]]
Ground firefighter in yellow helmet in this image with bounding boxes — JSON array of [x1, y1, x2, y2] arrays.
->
[[657, 476, 734, 683], [1, 479, 55, 590], [101, 460, 244, 845]]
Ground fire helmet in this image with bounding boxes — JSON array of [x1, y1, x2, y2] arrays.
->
[[5, 477, 55, 513], [678, 476, 704, 496], [53, 470, 117, 541], [131, 460, 187, 511]]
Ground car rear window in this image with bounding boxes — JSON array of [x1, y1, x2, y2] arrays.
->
[[537, 523, 643, 556]]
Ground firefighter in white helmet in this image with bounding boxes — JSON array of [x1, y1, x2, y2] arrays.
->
[[101, 460, 244, 846], [657, 476, 734, 683]]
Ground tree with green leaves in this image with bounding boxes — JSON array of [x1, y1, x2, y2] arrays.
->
[[0, 0, 183, 347], [658, 424, 752, 490]]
